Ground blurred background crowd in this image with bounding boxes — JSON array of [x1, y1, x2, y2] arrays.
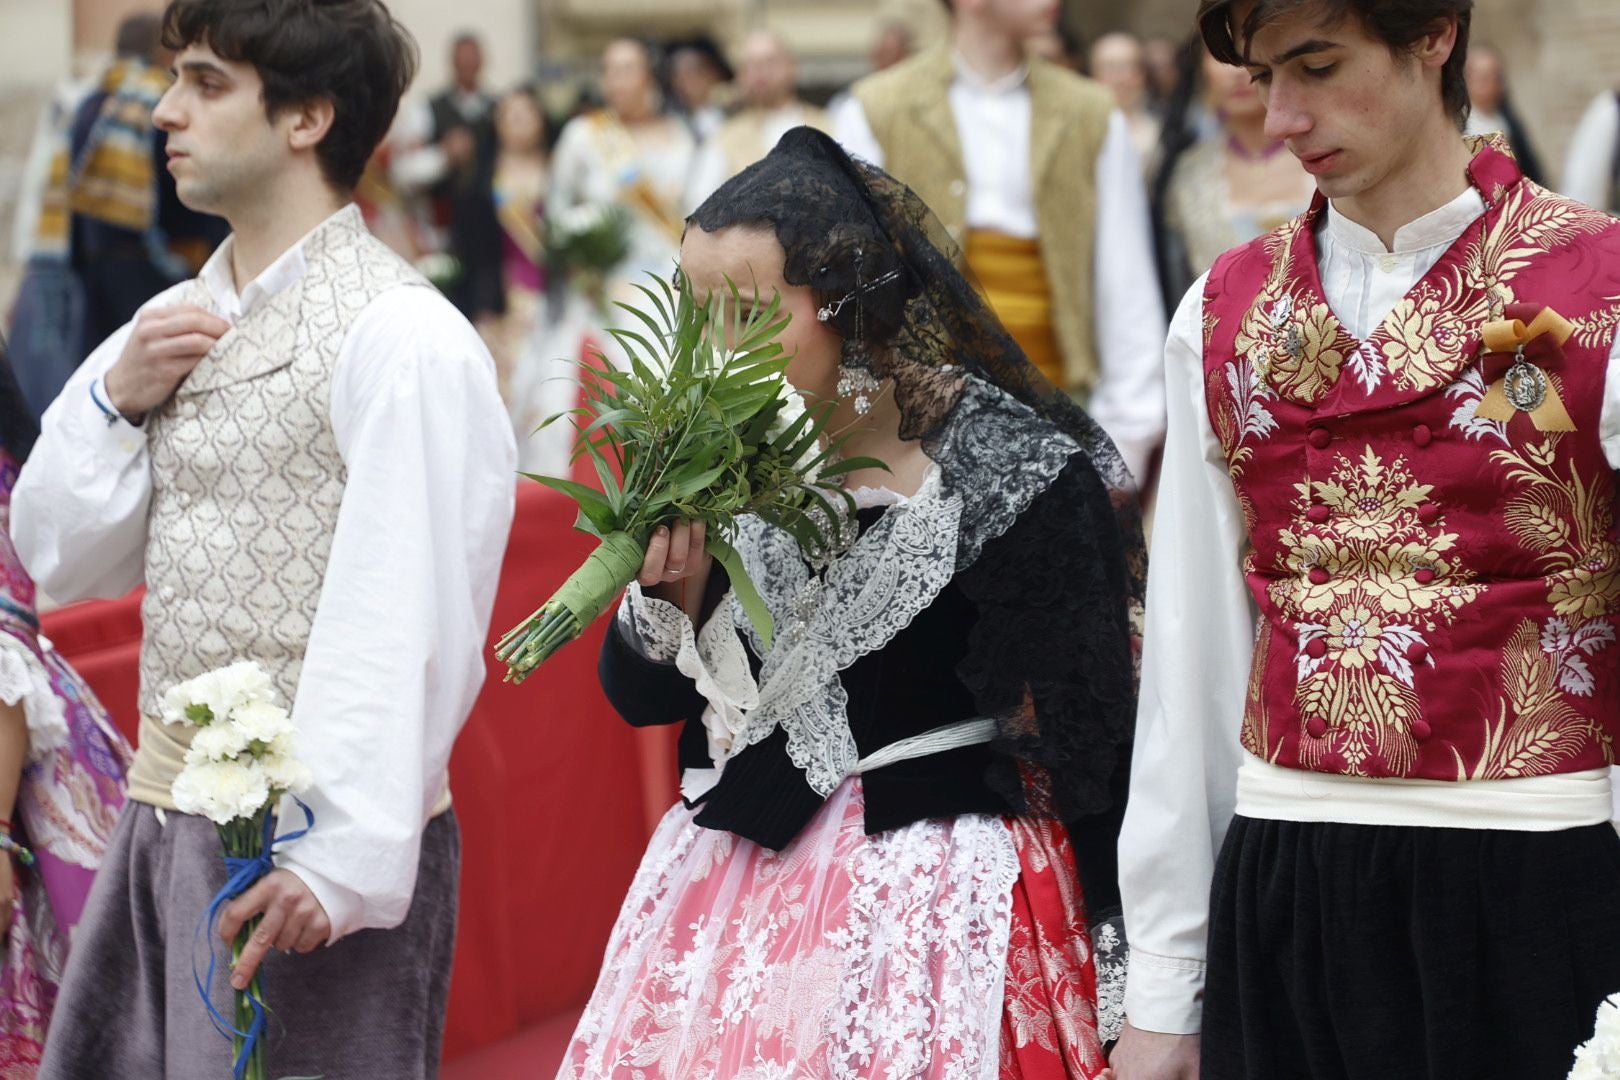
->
[[2, 0, 1619, 473]]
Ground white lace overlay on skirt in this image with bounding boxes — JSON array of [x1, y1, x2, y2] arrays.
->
[[0, 635, 71, 761], [559, 778, 1021, 1080]]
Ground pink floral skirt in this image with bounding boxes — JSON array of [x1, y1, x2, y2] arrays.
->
[[558, 778, 1109, 1079]]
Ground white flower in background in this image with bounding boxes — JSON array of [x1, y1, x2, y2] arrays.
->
[[1570, 994, 1620, 1079], [555, 203, 612, 239], [172, 758, 273, 827]]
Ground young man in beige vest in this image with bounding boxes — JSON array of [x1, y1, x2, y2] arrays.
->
[[14, 1, 515, 1076], [688, 30, 832, 205], [832, 0, 1168, 484]]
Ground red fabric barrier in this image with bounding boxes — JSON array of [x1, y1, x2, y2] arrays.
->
[[40, 484, 680, 1072]]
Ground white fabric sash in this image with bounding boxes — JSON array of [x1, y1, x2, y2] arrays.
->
[[1235, 753, 1614, 831]]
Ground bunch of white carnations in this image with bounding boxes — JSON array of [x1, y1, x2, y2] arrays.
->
[[163, 660, 312, 825], [1570, 993, 1620, 1079], [163, 660, 314, 1080]]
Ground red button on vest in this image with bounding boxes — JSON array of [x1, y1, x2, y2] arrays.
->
[[1305, 638, 1327, 659], [1414, 568, 1436, 584], [1307, 504, 1331, 524], [1308, 428, 1332, 449], [1308, 567, 1331, 585], [1406, 642, 1430, 663], [1412, 424, 1433, 447], [1417, 502, 1440, 524], [1411, 719, 1433, 741], [1305, 717, 1328, 739]]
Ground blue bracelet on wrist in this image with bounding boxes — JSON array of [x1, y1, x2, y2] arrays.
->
[[89, 378, 141, 428]]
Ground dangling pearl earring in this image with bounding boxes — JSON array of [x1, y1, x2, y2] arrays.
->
[[836, 364, 882, 417]]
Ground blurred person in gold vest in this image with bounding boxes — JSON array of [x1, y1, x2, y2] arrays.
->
[[689, 31, 832, 205], [9, 13, 227, 419], [833, 0, 1167, 484]]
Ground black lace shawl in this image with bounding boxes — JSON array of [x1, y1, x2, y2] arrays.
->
[[685, 127, 1145, 830]]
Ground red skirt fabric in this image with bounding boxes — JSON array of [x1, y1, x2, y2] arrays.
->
[[1000, 816, 1109, 1079]]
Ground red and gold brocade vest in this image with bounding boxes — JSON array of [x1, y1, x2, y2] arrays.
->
[[1203, 143, 1620, 781]]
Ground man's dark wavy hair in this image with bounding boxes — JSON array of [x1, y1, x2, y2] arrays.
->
[[161, 0, 419, 191], [1197, 0, 1474, 129]]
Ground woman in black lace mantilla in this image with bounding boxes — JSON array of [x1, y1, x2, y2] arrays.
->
[[558, 127, 1144, 1079]]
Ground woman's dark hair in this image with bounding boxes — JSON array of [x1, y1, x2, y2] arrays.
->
[[1197, 0, 1473, 129], [1148, 34, 1209, 314], [161, 0, 419, 191], [0, 337, 39, 465]]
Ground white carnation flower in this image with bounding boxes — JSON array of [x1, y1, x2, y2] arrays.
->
[[1570, 994, 1620, 1079], [184, 721, 253, 765], [765, 385, 821, 483], [261, 752, 314, 797], [232, 700, 295, 745], [164, 661, 277, 728], [213, 660, 276, 710], [159, 683, 197, 726], [172, 758, 273, 826]]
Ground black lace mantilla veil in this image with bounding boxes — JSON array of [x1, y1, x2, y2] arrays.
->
[[688, 127, 1146, 846]]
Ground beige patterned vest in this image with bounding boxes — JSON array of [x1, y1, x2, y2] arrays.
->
[[126, 206, 430, 809], [852, 48, 1112, 395], [715, 104, 832, 177]]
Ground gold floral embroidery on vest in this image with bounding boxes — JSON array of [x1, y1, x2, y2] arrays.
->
[[1576, 298, 1620, 349], [1245, 175, 1611, 405], [1271, 447, 1483, 774], [1490, 434, 1620, 617], [1462, 619, 1616, 779], [1210, 354, 1278, 478], [1377, 282, 1485, 393], [1233, 217, 1356, 407], [1241, 625, 1272, 760]]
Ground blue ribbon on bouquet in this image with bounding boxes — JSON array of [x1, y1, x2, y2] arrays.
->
[[191, 796, 315, 1080]]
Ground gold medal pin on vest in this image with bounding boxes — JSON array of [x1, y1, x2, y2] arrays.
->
[[1474, 305, 1576, 433]]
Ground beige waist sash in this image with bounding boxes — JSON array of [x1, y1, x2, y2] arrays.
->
[[126, 713, 454, 816], [1235, 752, 1612, 831]]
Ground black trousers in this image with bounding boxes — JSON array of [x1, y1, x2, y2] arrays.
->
[[1202, 816, 1620, 1080]]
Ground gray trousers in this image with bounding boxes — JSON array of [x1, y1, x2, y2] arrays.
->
[[39, 803, 460, 1079]]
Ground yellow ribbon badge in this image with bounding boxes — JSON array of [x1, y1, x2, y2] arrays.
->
[[1474, 306, 1576, 432]]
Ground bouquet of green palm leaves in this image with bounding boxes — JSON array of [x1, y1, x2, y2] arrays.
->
[[495, 274, 882, 683]]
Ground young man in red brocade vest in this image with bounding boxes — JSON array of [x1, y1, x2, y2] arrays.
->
[[1111, 2, 1620, 1078]]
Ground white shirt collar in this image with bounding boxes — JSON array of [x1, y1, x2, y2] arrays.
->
[[951, 50, 1029, 96], [1323, 185, 1485, 257], [198, 204, 360, 319]]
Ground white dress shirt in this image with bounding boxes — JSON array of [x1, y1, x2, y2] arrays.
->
[[1118, 186, 1620, 1034], [830, 59, 1168, 483], [12, 208, 518, 939], [389, 89, 494, 192], [1562, 89, 1620, 212]]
